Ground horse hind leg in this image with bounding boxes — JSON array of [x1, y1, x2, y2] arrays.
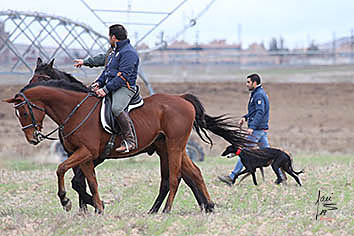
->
[[181, 151, 214, 213], [148, 141, 170, 214]]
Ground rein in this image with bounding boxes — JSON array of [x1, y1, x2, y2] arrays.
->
[[15, 92, 101, 142], [59, 93, 100, 139]]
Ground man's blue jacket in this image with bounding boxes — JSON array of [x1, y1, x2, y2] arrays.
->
[[243, 85, 269, 130], [96, 39, 139, 93]]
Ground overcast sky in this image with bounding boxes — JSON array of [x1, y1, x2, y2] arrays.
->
[[2, 0, 354, 49]]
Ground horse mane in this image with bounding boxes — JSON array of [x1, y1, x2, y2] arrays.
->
[[61, 70, 86, 86], [21, 80, 90, 93]]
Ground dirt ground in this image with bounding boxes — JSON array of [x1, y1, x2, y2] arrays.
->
[[1, 80, 353, 159]]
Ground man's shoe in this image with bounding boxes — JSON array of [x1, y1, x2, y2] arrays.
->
[[217, 175, 233, 186]]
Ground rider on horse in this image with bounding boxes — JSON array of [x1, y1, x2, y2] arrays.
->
[[91, 24, 139, 153]]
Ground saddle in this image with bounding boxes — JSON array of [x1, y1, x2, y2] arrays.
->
[[100, 85, 144, 134]]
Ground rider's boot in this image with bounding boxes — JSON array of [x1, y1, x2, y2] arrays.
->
[[115, 111, 137, 153]]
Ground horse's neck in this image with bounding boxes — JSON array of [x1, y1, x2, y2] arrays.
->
[[40, 88, 87, 125]]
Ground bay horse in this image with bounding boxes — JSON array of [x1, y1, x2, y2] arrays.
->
[[27, 57, 252, 213], [5, 80, 252, 214]]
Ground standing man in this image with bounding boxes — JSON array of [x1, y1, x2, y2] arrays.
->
[[91, 24, 139, 153], [218, 73, 270, 185]]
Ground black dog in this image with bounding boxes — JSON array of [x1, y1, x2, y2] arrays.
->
[[221, 145, 304, 186]]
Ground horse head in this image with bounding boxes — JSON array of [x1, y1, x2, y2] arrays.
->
[[30, 57, 86, 87], [29, 57, 58, 83], [4, 92, 46, 145]]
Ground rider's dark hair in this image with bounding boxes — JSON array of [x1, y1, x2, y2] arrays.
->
[[109, 24, 127, 40], [247, 73, 261, 85]]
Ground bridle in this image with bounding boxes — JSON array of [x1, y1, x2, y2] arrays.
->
[[14, 91, 100, 144], [14, 92, 50, 143], [14, 92, 45, 131]]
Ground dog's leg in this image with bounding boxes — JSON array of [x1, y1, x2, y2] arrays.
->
[[260, 167, 265, 181], [283, 164, 302, 186], [238, 172, 251, 184], [251, 171, 258, 185], [232, 169, 251, 184]]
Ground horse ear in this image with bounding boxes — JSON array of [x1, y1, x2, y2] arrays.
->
[[48, 58, 55, 68], [3, 97, 21, 103], [36, 57, 43, 66]]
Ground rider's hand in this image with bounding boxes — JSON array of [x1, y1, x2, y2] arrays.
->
[[238, 117, 246, 126], [247, 128, 253, 135], [95, 88, 107, 97], [73, 59, 84, 68], [91, 82, 100, 92]]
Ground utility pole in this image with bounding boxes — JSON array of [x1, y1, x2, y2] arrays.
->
[[238, 23, 242, 49], [351, 29, 354, 64], [332, 32, 336, 65]]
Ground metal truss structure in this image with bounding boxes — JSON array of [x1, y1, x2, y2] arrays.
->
[[0, 1, 216, 90], [80, 0, 217, 53], [0, 10, 108, 73]]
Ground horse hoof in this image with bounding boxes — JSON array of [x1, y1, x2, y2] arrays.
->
[[79, 205, 88, 214], [162, 207, 171, 214], [63, 199, 72, 212], [95, 208, 104, 215], [148, 209, 158, 214], [205, 202, 215, 213]]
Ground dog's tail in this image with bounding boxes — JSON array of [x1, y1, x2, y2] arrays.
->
[[286, 151, 304, 175]]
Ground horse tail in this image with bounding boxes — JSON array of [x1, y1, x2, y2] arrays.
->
[[181, 94, 251, 148]]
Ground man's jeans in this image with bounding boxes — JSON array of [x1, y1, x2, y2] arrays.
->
[[229, 130, 270, 179]]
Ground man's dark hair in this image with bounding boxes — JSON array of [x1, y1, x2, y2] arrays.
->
[[247, 73, 261, 85], [109, 24, 127, 40]]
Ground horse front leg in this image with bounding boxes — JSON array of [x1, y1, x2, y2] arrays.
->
[[71, 158, 105, 213], [56, 146, 92, 212]]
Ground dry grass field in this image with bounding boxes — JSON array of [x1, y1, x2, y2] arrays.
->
[[0, 64, 353, 235]]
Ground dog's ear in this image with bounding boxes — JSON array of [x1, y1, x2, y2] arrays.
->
[[221, 145, 232, 156]]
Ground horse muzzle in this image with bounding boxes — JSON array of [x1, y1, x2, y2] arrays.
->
[[29, 130, 44, 145], [28, 139, 40, 145]]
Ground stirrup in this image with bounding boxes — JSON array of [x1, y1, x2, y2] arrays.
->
[[116, 140, 130, 153]]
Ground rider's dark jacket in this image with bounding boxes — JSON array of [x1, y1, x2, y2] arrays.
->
[[96, 39, 139, 94], [243, 85, 269, 130]]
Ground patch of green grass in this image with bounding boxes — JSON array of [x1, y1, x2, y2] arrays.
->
[[2, 159, 57, 171]]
